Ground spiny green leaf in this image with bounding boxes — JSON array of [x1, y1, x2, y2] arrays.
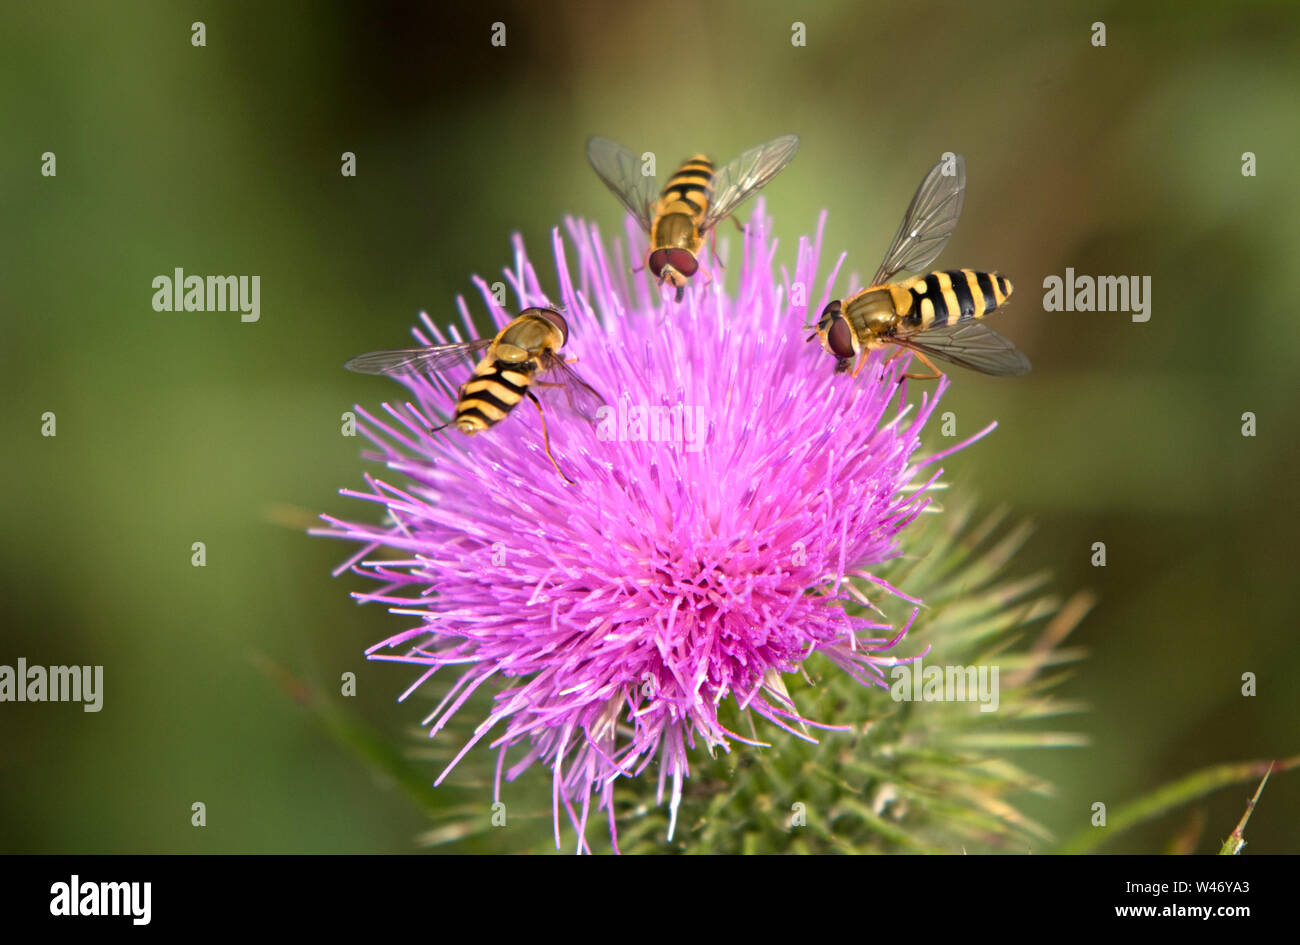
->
[[1060, 757, 1296, 854], [1219, 763, 1275, 855]]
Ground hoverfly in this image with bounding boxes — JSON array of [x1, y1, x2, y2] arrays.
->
[[812, 154, 1030, 380], [344, 306, 605, 484], [586, 134, 800, 301]]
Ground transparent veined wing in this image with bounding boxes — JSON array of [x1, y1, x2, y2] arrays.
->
[[700, 134, 800, 232], [889, 318, 1030, 377], [538, 351, 607, 422], [871, 155, 966, 286], [586, 136, 658, 234], [344, 338, 493, 376]]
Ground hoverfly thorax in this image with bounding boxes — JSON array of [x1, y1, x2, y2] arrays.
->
[[844, 289, 897, 335], [653, 212, 699, 251]]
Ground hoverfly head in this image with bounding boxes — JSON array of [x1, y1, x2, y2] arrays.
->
[[649, 249, 696, 302], [816, 300, 856, 361], [816, 299, 843, 334]]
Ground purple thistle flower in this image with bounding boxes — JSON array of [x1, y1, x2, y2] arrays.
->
[[316, 204, 992, 852]]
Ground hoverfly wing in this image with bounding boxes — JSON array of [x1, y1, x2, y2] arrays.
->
[[700, 134, 800, 233], [538, 352, 607, 423], [586, 136, 658, 234], [344, 338, 494, 376], [890, 319, 1030, 377], [871, 155, 966, 287]]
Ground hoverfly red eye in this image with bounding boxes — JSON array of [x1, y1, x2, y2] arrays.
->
[[648, 250, 670, 278], [665, 249, 698, 277], [533, 306, 569, 347], [818, 299, 842, 331], [827, 317, 855, 359]]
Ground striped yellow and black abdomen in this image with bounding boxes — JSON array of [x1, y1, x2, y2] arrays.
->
[[454, 358, 537, 432], [900, 270, 1013, 330], [658, 154, 715, 222]]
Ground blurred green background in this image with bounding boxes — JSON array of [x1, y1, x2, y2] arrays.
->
[[2, 0, 1297, 853]]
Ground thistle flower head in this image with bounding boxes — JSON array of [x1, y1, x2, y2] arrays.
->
[[317, 205, 987, 851]]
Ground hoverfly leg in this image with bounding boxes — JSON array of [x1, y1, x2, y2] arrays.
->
[[709, 230, 726, 272], [532, 378, 578, 414], [527, 391, 576, 486], [899, 350, 943, 383], [876, 346, 902, 380]]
